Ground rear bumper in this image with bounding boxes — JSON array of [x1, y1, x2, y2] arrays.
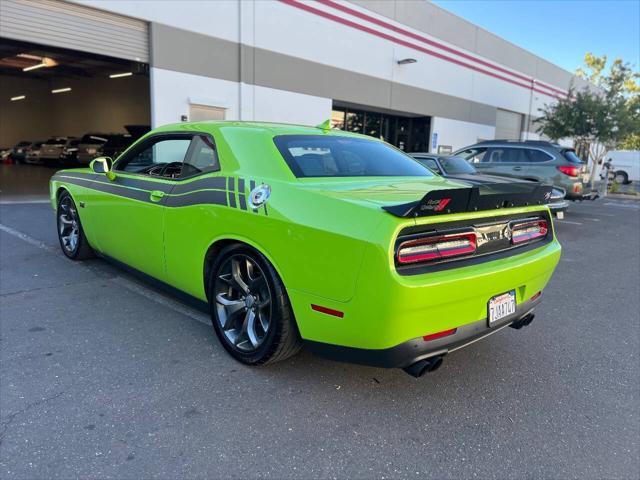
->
[[548, 200, 570, 213], [305, 295, 542, 368]]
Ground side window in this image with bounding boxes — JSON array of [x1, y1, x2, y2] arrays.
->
[[457, 148, 487, 163], [525, 149, 554, 163], [501, 148, 528, 163], [117, 137, 191, 177], [486, 148, 504, 163], [181, 135, 219, 178]]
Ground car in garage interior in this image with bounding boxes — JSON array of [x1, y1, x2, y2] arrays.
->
[[39, 137, 75, 165], [75, 134, 110, 165], [8, 141, 32, 163], [410, 153, 569, 217], [59, 139, 81, 165], [97, 126, 151, 161], [49, 121, 561, 377], [454, 140, 595, 201], [25, 141, 46, 164]]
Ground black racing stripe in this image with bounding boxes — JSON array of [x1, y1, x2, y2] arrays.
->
[[57, 172, 174, 193], [263, 203, 268, 216], [237, 178, 247, 210], [228, 190, 237, 208], [113, 176, 173, 193], [170, 176, 227, 195], [165, 190, 227, 207], [227, 177, 235, 192], [60, 177, 152, 203]]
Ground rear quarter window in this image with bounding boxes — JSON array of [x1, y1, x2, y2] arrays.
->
[[525, 149, 554, 163]]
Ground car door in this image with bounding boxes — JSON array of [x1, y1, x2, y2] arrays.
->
[[87, 134, 193, 281], [162, 134, 224, 298]]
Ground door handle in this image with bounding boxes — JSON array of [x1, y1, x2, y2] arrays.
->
[[150, 190, 165, 202], [513, 166, 523, 171]]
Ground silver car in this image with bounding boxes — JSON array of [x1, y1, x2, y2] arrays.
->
[[76, 133, 109, 164], [39, 137, 75, 164]]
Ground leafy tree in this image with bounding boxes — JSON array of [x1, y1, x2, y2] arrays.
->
[[536, 53, 639, 186]]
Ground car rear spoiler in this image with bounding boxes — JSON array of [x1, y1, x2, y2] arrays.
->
[[382, 183, 554, 218]]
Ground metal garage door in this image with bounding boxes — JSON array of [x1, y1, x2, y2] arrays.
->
[[0, 0, 148, 62], [495, 109, 523, 140]]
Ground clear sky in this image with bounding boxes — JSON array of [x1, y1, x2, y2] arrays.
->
[[432, 0, 640, 74]]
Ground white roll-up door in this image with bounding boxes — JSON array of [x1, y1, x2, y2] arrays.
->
[[0, 0, 149, 63], [495, 109, 523, 140]]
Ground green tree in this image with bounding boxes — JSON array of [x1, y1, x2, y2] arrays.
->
[[537, 53, 639, 186]]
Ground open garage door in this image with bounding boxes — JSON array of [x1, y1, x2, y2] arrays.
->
[[0, 0, 148, 62], [0, 37, 150, 202]]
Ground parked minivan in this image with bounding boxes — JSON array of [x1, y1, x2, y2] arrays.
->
[[454, 140, 594, 200]]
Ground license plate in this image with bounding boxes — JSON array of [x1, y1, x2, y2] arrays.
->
[[556, 211, 564, 220], [488, 291, 516, 326]]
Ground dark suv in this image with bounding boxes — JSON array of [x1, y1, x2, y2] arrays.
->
[[454, 140, 594, 200]]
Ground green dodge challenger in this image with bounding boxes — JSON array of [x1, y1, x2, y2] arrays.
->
[[50, 121, 561, 377]]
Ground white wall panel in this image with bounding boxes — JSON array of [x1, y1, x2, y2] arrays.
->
[[252, 86, 331, 126], [430, 117, 496, 152], [150, 68, 239, 127]]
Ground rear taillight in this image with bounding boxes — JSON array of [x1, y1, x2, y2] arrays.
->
[[397, 232, 476, 264], [557, 165, 580, 177], [510, 219, 548, 245]]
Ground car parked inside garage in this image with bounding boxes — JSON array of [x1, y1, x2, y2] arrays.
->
[[39, 137, 75, 165], [24, 141, 46, 164], [454, 140, 595, 201]]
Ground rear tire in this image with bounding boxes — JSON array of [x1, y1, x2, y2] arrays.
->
[[209, 244, 302, 365], [614, 170, 629, 185], [56, 191, 94, 260]]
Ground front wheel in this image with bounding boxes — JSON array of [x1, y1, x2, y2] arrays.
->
[[209, 244, 302, 365], [57, 192, 94, 260]]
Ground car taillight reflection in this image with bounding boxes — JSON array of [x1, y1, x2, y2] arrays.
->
[[510, 219, 548, 245], [397, 232, 477, 264]]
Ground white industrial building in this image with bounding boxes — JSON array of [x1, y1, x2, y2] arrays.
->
[[1, 0, 592, 152]]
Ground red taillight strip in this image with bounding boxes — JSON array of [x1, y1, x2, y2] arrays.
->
[[311, 304, 344, 318], [397, 232, 477, 265], [511, 220, 548, 245], [423, 328, 457, 342]]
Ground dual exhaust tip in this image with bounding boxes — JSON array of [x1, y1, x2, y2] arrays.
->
[[402, 313, 536, 377], [402, 355, 444, 378]]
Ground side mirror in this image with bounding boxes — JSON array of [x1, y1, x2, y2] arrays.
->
[[90, 157, 115, 180]]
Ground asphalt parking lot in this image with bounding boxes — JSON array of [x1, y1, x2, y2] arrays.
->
[[1, 190, 639, 479]]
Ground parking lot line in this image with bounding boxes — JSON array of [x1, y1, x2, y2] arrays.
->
[[0, 222, 58, 253], [0, 199, 51, 205], [554, 220, 583, 225], [0, 221, 212, 327]]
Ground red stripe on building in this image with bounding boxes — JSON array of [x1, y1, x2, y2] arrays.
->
[[280, 0, 566, 99]]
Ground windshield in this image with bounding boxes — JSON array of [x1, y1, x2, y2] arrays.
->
[[274, 135, 432, 178], [562, 150, 584, 164], [439, 156, 477, 174]]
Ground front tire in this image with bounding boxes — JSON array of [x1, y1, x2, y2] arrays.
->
[[57, 191, 94, 260], [209, 244, 302, 365]]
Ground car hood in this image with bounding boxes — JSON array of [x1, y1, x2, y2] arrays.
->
[[296, 176, 470, 207]]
